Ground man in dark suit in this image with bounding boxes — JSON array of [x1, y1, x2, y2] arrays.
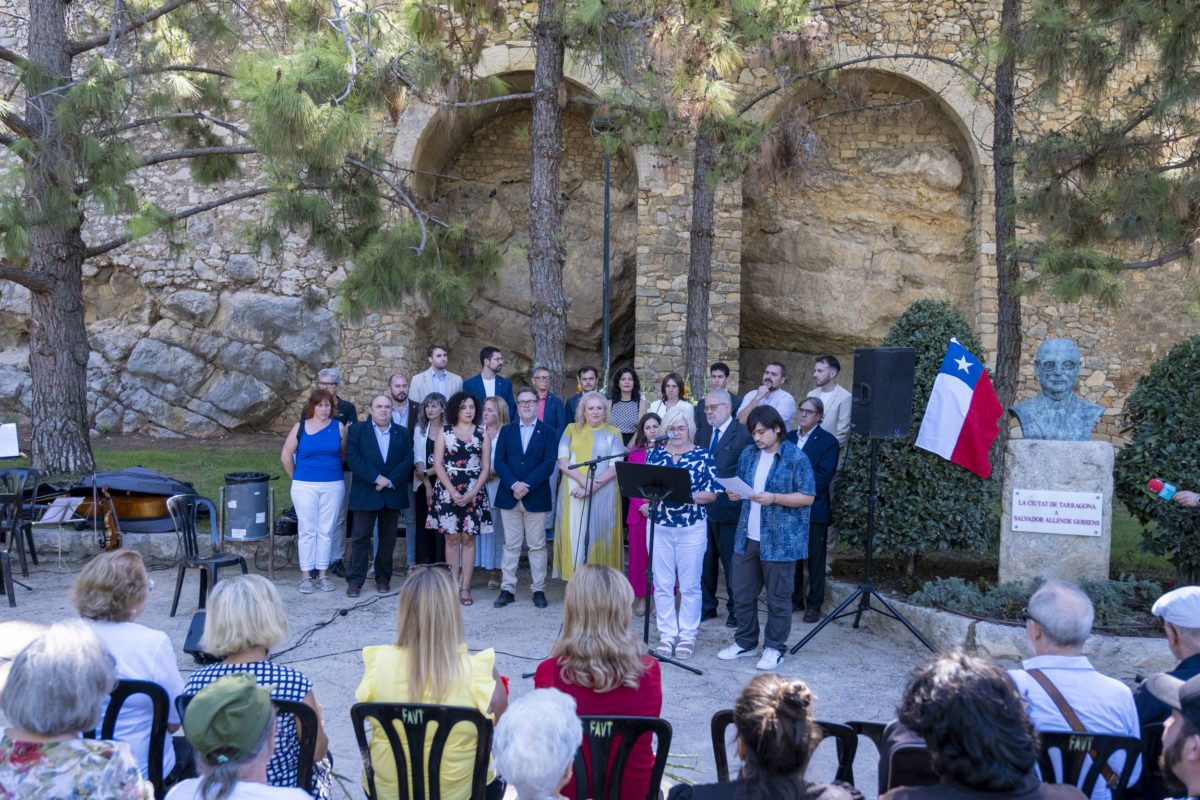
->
[[695, 362, 742, 444], [389, 371, 421, 571], [564, 364, 599, 423], [463, 346, 517, 416], [698, 388, 752, 627], [345, 395, 414, 596], [492, 385, 560, 609], [786, 395, 839, 622], [531, 366, 568, 438]]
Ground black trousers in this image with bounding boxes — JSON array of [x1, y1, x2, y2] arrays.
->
[[793, 522, 829, 610], [412, 484, 444, 564], [347, 506, 399, 586], [701, 517, 737, 615]]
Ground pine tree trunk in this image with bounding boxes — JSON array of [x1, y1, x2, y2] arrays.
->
[[25, 0, 96, 475], [527, 0, 568, 396], [990, 0, 1022, 474], [685, 130, 717, 387]]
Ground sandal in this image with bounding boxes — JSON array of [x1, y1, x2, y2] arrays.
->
[[298, 577, 313, 594], [318, 576, 336, 592], [653, 638, 676, 658], [460, 589, 474, 606], [675, 640, 695, 660]]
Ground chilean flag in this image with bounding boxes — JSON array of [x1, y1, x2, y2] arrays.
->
[[914, 338, 1003, 478]]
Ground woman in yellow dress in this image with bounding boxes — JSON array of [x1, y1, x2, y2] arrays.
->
[[554, 391, 626, 579]]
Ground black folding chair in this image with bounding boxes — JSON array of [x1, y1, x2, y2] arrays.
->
[[351, 702, 493, 800], [1037, 730, 1143, 800], [166, 494, 247, 616], [0, 467, 39, 575], [86, 679, 170, 799], [711, 709, 856, 785], [575, 714, 672, 800], [178, 692, 319, 796], [1128, 721, 1164, 800]]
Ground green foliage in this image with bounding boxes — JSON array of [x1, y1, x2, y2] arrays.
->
[[1114, 335, 1200, 579], [910, 574, 1162, 626], [835, 300, 999, 558]]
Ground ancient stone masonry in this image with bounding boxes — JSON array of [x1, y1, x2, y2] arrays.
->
[[0, 0, 1194, 439]]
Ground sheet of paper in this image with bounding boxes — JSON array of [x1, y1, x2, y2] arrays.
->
[[0, 423, 17, 458], [714, 475, 754, 497]]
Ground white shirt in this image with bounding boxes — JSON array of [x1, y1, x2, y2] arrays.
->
[[793, 426, 814, 450], [166, 779, 311, 800], [391, 404, 409, 429], [746, 450, 774, 542], [372, 423, 393, 486], [520, 421, 536, 453], [1009, 654, 1141, 800], [84, 619, 185, 780], [738, 388, 797, 430], [809, 383, 851, 448], [482, 377, 496, 399], [710, 418, 732, 450]]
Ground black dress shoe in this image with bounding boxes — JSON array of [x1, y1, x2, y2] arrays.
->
[[532, 591, 548, 608], [700, 608, 718, 621], [376, 582, 391, 592], [726, 613, 737, 628], [330, 560, 347, 578], [346, 584, 361, 597], [803, 608, 821, 623], [494, 590, 516, 608]]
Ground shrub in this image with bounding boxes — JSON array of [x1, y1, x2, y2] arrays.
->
[[910, 575, 1161, 626], [1114, 335, 1200, 581], [834, 300, 999, 561]]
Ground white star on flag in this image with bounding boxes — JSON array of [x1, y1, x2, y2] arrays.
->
[[955, 355, 972, 373]]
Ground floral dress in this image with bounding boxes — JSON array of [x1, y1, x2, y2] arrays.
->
[[434, 424, 492, 536], [0, 735, 151, 800]]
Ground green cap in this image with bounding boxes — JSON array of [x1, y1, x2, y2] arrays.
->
[[183, 673, 273, 766]]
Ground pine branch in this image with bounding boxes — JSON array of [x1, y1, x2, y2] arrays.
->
[[0, 261, 51, 292], [1124, 244, 1195, 270], [111, 112, 249, 139], [84, 187, 270, 258], [344, 156, 442, 253], [0, 108, 36, 140], [139, 146, 258, 168], [0, 45, 22, 66], [69, 0, 197, 56], [158, 65, 234, 79]]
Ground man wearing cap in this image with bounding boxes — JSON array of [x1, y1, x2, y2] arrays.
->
[[167, 673, 309, 799], [1007, 579, 1140, 800], [1136, 586, 1200, 726], [1145, 671, 1200, 799]]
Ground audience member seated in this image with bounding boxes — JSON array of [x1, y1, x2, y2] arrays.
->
[[0, 621, 151, 799], [167, 673, 310, 800], [534, 563, 662, 800], [1142, 671, 1200, 799], [72, 548, 191, 784], [183, 575, 332, 798], [669, 673, 861, 800], [1008, 580, 1140, 800], [492, 688, 583, 800], [355, 563, 508, 800], [1135, 586, 1200, 725], [881, 651, 1086, 800]]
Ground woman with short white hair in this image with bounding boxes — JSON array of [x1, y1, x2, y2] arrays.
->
[[493, 689, 582, 800], [0, 621, 151, 799], [646, 404, 718, 660]]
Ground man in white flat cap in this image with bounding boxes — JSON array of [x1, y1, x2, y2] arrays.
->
[[1136, 586, 1200, 726]]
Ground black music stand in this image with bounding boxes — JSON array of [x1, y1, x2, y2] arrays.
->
[[615, 460, 701, 675]]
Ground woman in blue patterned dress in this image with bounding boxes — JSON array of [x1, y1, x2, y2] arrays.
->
[[434, 391, 492, 605], [646, 405, 718, 661], [182, 575, 332, 799]]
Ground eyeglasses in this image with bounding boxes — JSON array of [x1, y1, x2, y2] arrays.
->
[[533, 375, 551, 381], [667, 425, 689, 433], [1021, 607, 1040, 626], [317, 381, 338, 389], [704, 403, 729, 411], [797, 409, 820, 416], [517, 399, 538, 406]]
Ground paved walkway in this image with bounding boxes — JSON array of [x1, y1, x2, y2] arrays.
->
[[0, 552, 934, 798]]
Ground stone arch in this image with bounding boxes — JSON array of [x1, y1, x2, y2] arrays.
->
[[739, 52, 992, 380], [386, 53, 641, 378]]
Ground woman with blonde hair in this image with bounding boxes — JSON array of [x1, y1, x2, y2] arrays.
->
[[356, 563, 508, 800], [555, 391, 625, 579], [668, 674, 860, 800], [477, 396, 510, 590], [71, 549, 188, 784], [534, 564, 662, 800], [181, 574, 331, 798]]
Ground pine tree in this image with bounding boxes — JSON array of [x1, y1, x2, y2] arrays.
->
[[0, 0, 504, 474]]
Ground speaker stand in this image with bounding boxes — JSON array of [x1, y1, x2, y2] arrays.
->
[[791, 439, 936, 654]]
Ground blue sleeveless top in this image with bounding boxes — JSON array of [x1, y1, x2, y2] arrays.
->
[[293, 420, 343, 482]]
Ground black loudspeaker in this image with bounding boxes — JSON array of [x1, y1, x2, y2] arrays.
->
[[183, 611, 221, 664], [851, 347, 916, 439]]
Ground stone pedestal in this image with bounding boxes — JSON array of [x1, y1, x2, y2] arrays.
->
[[999, 439, 1113, 585]]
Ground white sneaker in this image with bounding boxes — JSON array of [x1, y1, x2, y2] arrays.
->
[[756, 647, 783, 670], [717, 643, 757, 661]]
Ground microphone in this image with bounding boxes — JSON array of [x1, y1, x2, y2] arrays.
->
[[650, 433, 674, 445], [1148, 479, 1177, 500]]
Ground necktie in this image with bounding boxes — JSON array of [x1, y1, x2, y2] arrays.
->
[[710, 427, 720, 452]]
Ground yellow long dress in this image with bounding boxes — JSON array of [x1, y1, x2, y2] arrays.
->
[[554, 422, 625, 580]]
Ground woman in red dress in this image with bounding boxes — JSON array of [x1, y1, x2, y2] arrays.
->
[[534, 563, 662, 800], [625, 413, 662, 617]]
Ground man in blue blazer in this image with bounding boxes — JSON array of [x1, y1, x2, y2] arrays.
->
[[786, 395, 840, 621], [698, 388, 753, 628], [345, 395, 414, 596], [492, 385, 560, 609], [463, 346, 516, 417]]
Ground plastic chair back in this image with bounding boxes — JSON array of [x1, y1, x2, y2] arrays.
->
[[86, 679, 170, 799], [351, 701, 493, 800], [575, 714, 672, 800], [711, 709, 856, 786], [1037, 730, 1143, 800], [167, 494, 220, 557]]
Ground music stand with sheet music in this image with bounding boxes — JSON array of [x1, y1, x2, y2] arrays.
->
[[615, 459, 702, 676]]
